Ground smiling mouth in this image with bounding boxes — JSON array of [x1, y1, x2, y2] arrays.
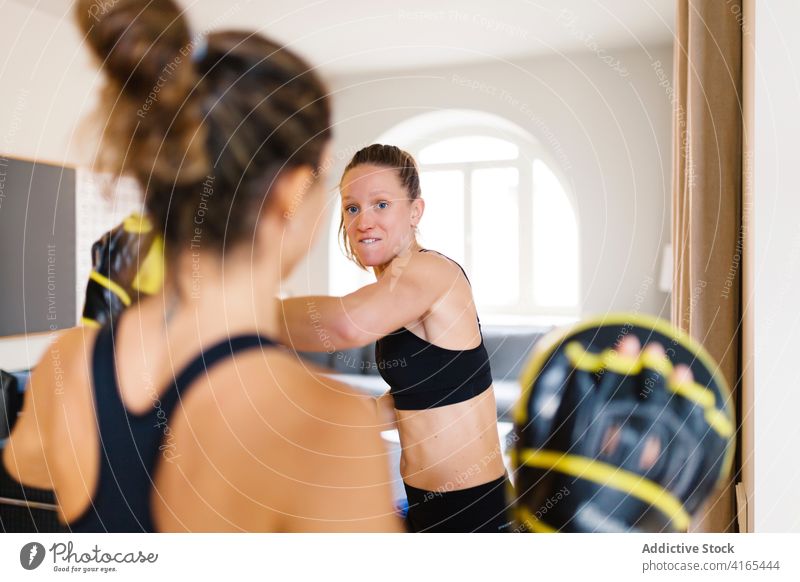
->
[[358, 238, 381, 245]]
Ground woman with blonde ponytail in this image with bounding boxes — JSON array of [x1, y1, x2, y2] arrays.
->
[[3, 0, 401, 532], [280, 145, 512, 533]]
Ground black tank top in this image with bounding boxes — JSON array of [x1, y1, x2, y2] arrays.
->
[[68, 322, 277, 532], [374, 250, 493, 410]]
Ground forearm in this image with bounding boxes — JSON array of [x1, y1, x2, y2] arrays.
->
[[278, 296, 351, 352]]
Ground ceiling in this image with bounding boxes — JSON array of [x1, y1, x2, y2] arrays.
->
[[25, 0, 675, 76]]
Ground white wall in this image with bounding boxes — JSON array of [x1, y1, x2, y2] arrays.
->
[[0, 1, 101, 167], [752, 0, 800, 533], [290, 44, 675, 319]]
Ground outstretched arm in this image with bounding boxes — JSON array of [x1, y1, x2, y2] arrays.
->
[[278, 295, 349, 352], [278, 254, 448, 352]]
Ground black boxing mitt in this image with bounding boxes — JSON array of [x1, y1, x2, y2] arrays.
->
[[512, 313, 734, 533]]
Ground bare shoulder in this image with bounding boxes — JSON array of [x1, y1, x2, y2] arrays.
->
[[241, 348, 379, 431], [27, 325, 98, 397], [216, 349, 399, 531], [394, 249, 465, 290], [46, 325, 99, 366]]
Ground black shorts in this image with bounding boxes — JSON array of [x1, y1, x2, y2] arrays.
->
[[403, 475, 513, 533]]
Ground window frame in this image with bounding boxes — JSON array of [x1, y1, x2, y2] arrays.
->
[[408, 125, 580, 319]]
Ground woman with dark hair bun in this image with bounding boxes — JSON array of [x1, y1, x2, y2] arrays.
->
[[280, 144, 512, 532], [3, 0, 401, 532]]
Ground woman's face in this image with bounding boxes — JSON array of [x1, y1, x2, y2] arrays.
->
[[340, 164, 423, 268]]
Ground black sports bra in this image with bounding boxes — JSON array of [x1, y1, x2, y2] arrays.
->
[[374, 250, 493, 410]]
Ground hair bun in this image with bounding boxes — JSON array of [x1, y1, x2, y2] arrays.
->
[[78, 0, 194, 102], [77, 8, 332, 252], [76, 0, 209, 187]]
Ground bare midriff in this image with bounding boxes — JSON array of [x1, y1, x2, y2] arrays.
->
[[394, 386, 505, 491]]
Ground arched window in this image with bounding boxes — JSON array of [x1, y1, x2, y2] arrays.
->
[[329, 110, 579, 322]]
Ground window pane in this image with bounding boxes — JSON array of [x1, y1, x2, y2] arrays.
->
[[419, 136, 519, 164], [334, 265, 374, 295], [533, 160, 579, 307], [418, 171, 465, 264], [471, 168, 519, 307]]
